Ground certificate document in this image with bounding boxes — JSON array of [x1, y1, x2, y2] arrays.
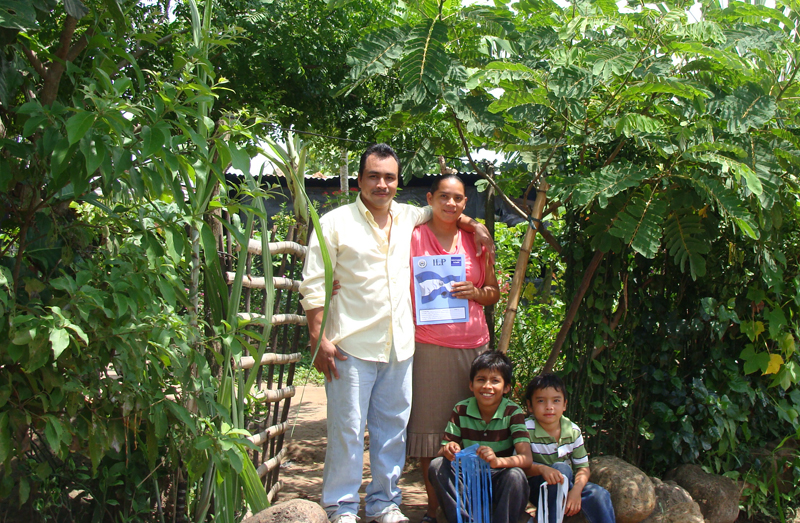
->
[[412, 254, 469, 325]]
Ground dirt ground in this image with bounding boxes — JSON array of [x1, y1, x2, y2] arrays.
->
[[277, 385, 430, 522]]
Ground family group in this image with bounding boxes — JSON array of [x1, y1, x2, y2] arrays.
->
[[297, 144, 615, 523]]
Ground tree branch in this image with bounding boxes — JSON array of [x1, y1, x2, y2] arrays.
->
[[452, 113, 529, 219], [21, 45, 47, 78], [543, 249, 605, 373], [776, 52, 800, 102]]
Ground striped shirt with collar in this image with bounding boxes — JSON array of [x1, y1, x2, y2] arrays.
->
[[442, 396, 530, 457], [526, 414, 589, 469]]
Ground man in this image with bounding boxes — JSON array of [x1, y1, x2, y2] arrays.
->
[[299, 144, 492, 523]]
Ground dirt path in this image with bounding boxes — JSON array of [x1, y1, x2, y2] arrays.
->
[[278, 385, 429, 522]]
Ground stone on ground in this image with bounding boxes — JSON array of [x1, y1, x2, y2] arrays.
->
[[663, 464, 739, 523], [640, 477, 703, 523], [244, 499, 328, 523], [589, 456, 656, 523]]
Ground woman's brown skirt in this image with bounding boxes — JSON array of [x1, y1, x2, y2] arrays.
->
[[406, 342, 489, 458]]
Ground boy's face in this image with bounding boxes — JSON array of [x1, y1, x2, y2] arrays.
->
[[469, 368, 511, 413], [527, 387, 567, 426]]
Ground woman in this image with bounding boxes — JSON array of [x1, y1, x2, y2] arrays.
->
[[407, 175, 500, 523]]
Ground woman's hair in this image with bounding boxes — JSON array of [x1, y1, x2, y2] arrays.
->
[[469, 350, 513, 386], [429, 174, 465, 195]]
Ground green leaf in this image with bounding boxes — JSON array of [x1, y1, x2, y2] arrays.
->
[[615, 113, 663, 137], [18, 477, 29, 505], [719, 83, 775, 135], [779, 333, 795, 357], [402, 138, 436, 183], [664, 211, 710, 280], [574, 164, 656, 208], [764, 306, 787, 339], [0, 412, 11, 463], [488, 88, 548, 113], [740, 345, 770, 375], [22, 114, 48, 137], [100, 0, 126, 35], [740, 320, 765, 342], [44, 414, 64, 453], [344, 26, 406, 93], [80, 134, 105, 178], [165, 401, 197, 434], [608, 186, 667, 259], [621, 76, 709, 100], [141, 125, 164, 159], [239, 447, 270, 512], [692, 175, 759, 239], [395, 19, 450, 101], [49, 328, 69, 359], [63, 0, 89, 19], [229, 142, 250, 174], [0, 0, 38, 30], [66, 111, 95, 145]]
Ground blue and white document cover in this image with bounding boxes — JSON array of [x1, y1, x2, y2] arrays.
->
[[412, 254, 469, 325]]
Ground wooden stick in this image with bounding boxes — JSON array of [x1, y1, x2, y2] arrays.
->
[[497, 180, 550, 353]]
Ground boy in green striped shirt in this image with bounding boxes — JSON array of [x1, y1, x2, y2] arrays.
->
[[428, 350, 533, 523], [524, 373, 615, 523]]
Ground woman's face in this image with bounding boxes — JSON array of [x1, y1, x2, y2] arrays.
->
[[426, 178, 467, 225]]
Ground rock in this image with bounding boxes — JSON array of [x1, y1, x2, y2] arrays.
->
[[589, 456, 656, 523], [564, 513, 589, 523], [641, 477, 703, 523], [243, 499, 328, 523], [664, 464, 739, 523]]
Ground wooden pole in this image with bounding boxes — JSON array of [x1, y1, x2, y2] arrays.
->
[[484, 166, 496, 350], [339, 146, 349, 193], [497, 179, 549, 354]]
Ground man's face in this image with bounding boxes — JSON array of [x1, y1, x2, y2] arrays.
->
[[358, 154, 399, 213]]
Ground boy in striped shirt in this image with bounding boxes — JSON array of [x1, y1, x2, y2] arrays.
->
[[524, 374, 614, 523], [428, 350, 533, 523]]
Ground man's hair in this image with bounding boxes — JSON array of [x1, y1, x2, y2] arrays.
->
[[524, 373, 567, 403], [470, 350, 513, 386], [358, 143, 401, 179], [429, 174, 465, 194]]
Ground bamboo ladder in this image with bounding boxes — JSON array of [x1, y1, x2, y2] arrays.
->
[[221, 218, 307, 503]]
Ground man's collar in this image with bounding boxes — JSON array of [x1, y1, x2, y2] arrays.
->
[[356, 192, 396, 224], [465, 396, 510, 421]]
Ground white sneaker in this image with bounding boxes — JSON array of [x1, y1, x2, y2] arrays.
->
[[369, 505, 409, 523], [332, 514, 359, 523]]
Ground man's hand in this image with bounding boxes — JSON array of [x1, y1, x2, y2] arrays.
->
[[312, 339, 347, 381], [476, 446, 501, 468], [540, 465, 564, 485], [565, 486, 582, 516], [472, 222, 495, 263], [442, 442, 461, 461]]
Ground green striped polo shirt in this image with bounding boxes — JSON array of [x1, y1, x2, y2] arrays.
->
[[526, 414, 589, 469], [442, 396, 531, 457]]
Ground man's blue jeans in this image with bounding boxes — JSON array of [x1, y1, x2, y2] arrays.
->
[[321, 349, 413, 520], [527, 462, 615, 523]]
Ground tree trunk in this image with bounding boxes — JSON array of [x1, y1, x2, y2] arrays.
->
[[497, 179, 549, 353], [339, 146, 349, 193], [542, 249, 605, 373]]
